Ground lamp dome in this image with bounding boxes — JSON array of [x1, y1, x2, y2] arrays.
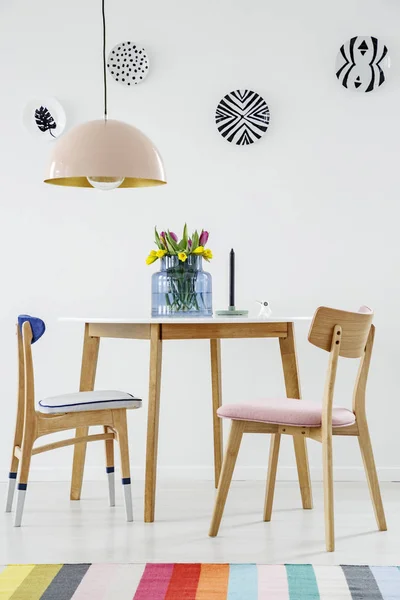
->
[[44, 119, 166, 188]]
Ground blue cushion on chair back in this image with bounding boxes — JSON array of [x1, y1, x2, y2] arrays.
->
[[18, 315, 46, 344]]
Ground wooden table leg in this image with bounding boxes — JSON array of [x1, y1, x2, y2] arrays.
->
[[144, 324, 163, 523], [279, 322, 313, 509], [70, 324, 100, 501], [210, 339, 223, 488]]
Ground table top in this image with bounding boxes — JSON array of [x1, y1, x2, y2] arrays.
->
[[59, 316, 312, 325]]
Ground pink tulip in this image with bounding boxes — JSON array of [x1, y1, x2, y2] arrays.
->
[[199, 230, 209, 246]]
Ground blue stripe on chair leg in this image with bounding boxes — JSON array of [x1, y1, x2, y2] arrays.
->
[[14, 484, 28, 527], [106, 468, 115, 507], [122, 479, 133, 522], [5, 473, 18, 513]]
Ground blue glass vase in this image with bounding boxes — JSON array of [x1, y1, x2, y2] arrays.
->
[[151, 255, 213, 317]]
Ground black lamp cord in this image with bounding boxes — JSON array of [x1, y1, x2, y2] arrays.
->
[[102, 0, 108, 121]]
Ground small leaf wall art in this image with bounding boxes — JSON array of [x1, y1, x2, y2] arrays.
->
[[23, 97, 66, 142], [34, 106, 57, 137]]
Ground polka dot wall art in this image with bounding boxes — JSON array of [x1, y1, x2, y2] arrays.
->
[[107, 41, 149, 86]]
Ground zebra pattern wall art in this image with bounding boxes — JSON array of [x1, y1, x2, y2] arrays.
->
[[335, 36, 390, 93], [215, 89, 270, 145]]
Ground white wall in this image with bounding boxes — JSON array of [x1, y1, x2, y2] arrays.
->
[[0, 0, 399, 483]]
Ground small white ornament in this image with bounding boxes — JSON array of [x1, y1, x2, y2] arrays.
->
[[257, 300, 272, 318]]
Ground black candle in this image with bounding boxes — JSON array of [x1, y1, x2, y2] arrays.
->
[[229, 248, 235, 308]]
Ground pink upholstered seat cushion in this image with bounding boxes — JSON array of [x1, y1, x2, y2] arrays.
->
[[217, 398, 355, 428]]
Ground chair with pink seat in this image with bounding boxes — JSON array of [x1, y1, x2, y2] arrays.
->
[[209, 306, 387, 551]]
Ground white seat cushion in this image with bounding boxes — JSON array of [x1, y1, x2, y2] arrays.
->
[[38, 390, 142, 414]]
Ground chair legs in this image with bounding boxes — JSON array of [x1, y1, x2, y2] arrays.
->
[[210, 416, 385, 551], [14, 435, 34, 527], [209, 420, 245, 537], [6, 446, 19, 513], [113, 410, 133, 522], [6, 413, 24, 513], [6, 412, 133, 526], [5, 472, 17, 513], [322, 433, 335, 552], [358, 421, 387, 531], [263, 433, 281, 521], [265, 427, 336, 551], [104, 427, 115, 507]]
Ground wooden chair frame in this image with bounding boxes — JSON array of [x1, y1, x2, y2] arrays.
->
[[6, 321, 134, 526], [209, 307, 387, 551]]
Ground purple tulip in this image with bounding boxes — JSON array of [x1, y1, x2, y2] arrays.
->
[[199, 230, 209, 246], [188, 238, 192, 248], [160, 231, 178, 243]]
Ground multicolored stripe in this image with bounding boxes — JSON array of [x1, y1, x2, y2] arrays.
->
[[0, 564, 399, 599]]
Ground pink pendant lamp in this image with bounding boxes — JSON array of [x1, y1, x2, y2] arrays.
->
[[44, 0, 166, 190]]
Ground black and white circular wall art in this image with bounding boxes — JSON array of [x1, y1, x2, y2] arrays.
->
[[335, 36, 390, 93], [107, 41, 149, 86], [22, 97, 66, 142], [215, 90, 270, 145]]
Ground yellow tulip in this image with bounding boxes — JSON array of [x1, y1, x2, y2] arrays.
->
[[193, 246, 204, 255], [203, 248, 213, 261], [156, 249, 167, 258], [178, 252, 188, 262]]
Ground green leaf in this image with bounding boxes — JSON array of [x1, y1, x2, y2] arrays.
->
[[182, 223, 188, 246], [166, 231, 180, 253], [175, 223, 188, 252], [191, 230, 199, 251], [154, 227, 163, 249], [164, 236, 176, 254]]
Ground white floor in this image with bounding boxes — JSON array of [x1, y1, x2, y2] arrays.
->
[[1, 480, 399, 565]]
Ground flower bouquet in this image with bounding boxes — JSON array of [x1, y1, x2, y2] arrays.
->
[[147, 225, 213, 317]]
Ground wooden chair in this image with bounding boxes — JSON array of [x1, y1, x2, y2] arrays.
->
[[209, 306, 387, 551], [5, 315, 141, 526]]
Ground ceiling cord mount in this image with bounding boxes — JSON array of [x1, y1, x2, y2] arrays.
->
[[102, 0, 108, 120]]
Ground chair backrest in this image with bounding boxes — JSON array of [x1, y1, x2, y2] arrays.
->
[[308, 306, 374, 425], [18, 315, 46, 344], [16, 315, 46, 425], [308, 306, 373, 358]]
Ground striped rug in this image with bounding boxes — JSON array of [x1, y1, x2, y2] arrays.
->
[[1, 564, 399, 599]]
